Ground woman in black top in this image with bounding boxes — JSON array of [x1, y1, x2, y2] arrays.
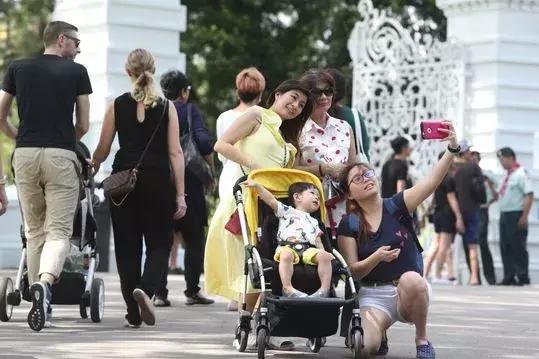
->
[[92, 49, 186, 327], [423, 152, 464, 282], [153, 70, 215, 306], [337, 122, 459, 359]]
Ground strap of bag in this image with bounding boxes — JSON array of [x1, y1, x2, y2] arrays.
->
[[385, 197, 423, 253], [187, 103, 194, 135], [133, 99, 168, 170]]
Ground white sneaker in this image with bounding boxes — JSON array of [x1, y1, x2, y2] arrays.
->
[[431, 277, 452, 285], [123, 319, 141, 329]]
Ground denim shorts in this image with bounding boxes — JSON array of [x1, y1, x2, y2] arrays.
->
[[462, 211, 480, 245], [358, 281, 432, 325]]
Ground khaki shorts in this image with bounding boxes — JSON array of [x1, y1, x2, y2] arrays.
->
[[273, 245, 321, 266]]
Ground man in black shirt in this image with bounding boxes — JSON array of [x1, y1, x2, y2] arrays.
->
[[381, 136, 413, 198], [453, 140, 482, 285], [0, 21, 92, 331]]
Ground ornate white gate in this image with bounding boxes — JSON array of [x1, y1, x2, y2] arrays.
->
[[348, 0, 466, 178]]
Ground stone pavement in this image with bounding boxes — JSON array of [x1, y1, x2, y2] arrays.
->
[[0, 270, 538, 359]]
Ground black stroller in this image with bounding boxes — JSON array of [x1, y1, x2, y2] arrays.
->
[[0, 142, 105, 323], [232, 168, 364, 358]]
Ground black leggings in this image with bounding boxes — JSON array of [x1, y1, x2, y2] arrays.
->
[[110, 169, 174, 323]]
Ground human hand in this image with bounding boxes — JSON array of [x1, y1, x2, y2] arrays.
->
[[374, 245, 401, 263], [173, 195, 187, 220], [241, 179, 259, 188], [437, 121, 458, 148], [90, 158, 101, 174], [518, 215, 528, 229], [0, 186, 7, 216], [456, 217, 465, 234]]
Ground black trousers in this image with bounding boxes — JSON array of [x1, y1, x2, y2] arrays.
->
[[110, 170, 174, 323], [478, 208, 496, 284], [157, 222, 205, 297], [156, 169, 207, 298], [499, 211, 529, 282]]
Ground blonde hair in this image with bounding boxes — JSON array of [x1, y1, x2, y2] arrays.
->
[[126, 49, 160, 110], [235, 67, 265, 103]]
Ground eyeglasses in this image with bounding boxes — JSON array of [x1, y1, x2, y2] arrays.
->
[[348, 169, 376, 185], [312, 87, 334, 98], [63, 34, 80, 48]]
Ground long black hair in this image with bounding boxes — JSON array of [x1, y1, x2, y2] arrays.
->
[[267, 79, 314, 149]]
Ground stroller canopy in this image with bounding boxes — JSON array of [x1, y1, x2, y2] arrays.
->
[[244, 168, 327, 243]]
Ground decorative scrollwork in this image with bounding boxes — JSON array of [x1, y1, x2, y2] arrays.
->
[[349, 0, 466, 182]]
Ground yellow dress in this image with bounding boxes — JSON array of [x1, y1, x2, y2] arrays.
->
[[204, 107, 296, 300]]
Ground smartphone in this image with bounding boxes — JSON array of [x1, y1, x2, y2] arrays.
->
[[420, 120, 449, 140]]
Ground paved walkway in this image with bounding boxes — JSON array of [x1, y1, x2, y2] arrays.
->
[[0, 271, 538, 358]]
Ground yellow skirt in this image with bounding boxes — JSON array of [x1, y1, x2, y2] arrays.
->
[[204, 194, 259, 300]]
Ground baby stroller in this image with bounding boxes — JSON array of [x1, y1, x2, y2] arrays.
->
[[0, 142, 105, 323], [232, 168, 364, 358]]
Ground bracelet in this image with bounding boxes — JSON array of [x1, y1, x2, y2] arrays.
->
[[177, 193, 187, 197], [447, 144, 460, 154], [319, 163, 324, 177]]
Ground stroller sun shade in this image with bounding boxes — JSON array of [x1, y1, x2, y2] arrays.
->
[[243, 168, 327, 242]]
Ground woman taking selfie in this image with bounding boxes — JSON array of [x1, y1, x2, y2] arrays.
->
[[337, 121, 459, 359]]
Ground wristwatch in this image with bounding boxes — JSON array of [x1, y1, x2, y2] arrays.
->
[[447, 145, 460, 154], [0, 176, 6, 186]]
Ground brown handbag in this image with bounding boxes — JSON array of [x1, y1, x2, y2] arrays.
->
[[102, 100, 168, 206]]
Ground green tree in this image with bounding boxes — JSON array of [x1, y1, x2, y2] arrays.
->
[[0, 0, 54, 180], [181, 0, 446, 132]]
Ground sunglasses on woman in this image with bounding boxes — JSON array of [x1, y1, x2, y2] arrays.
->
[[312, 87, 334, 98], [348, 169, 376, 185]]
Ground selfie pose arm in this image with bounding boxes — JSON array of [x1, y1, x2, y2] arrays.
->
[[403, 121, 459, 213]]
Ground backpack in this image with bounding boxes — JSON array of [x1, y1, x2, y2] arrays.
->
[[471, 176, 487, 204]]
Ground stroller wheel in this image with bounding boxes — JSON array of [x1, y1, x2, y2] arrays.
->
[[257, 328, 268, 359], [235, 327, 249, 352], [90, 278, 105, 323], [307, 337, 322, 353], [351, 330, 364, 359], [0, 277, 14, 322]]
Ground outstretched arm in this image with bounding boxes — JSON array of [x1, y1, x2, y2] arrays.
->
[[242, 180, 278, 212], [403, 121, 459, 212]]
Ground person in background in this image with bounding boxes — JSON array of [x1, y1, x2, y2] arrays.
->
[[423, 152, 463, 283], [326, 68, 370, 162], [471, 151, 497, 285], [0, 21, 91, 331], [381, 136, 413, 198], [154, 70, 215, 306], [215, 67, 265, 311], [0, 156, 6, 216], [92, 49, 186, 327], [453, 140, 481, 285], [496, 147, 533, 286]]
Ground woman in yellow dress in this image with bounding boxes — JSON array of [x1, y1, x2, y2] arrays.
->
[[205, 80, 313, 308]]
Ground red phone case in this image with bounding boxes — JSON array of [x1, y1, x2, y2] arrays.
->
[[421, 121, 449, 140]]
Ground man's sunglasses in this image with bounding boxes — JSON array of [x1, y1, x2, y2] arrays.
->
[[312, 87, 334, 98], [63, 34, 80, 47], [348, 169, 376, 185]]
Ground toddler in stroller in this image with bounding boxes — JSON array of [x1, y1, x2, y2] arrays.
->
[[243, 180, 334, 298], [0, 142, 105, 330], [232, 168, 364, 359]]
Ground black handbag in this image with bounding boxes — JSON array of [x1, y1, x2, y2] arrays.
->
[[180, 103, 213, 186], [102, 100, 168, 206]]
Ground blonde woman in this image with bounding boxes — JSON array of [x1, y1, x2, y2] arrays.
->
[[92, 49, 186, 328]]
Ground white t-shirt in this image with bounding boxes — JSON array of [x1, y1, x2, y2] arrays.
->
[[275, 202, 323, 246], [216, 109, 247, 164]]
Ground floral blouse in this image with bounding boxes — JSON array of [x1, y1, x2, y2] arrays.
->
[[298, 114, 353, 227], [298, 114, 352, 166]]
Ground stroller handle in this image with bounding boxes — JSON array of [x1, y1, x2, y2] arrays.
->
[[232, 175, 248, 197]]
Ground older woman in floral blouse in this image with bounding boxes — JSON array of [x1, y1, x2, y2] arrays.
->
[[295, 69, 357, 230]]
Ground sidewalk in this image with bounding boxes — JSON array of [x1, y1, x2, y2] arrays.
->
[[0, 270, 538, 358]]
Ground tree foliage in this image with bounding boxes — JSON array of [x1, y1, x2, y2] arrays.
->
[[181, 0, 446, 131]]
